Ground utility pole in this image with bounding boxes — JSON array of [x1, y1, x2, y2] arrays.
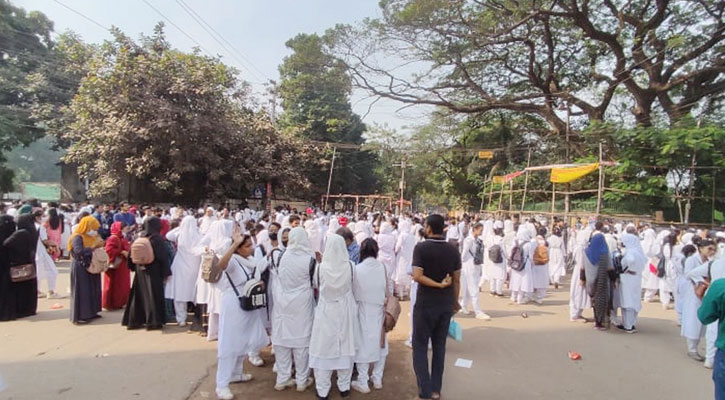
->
[[324, 146, 337, 212], [393, 159, 408, 214], [596, 142, 603, 215]]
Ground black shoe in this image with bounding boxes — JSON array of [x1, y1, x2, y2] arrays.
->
[[615, 324, 626, 331], [340, 390, 351, 397], [317, 396, 329, 400]]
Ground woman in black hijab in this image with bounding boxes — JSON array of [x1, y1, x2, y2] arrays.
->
[[2, 214, 39, 320], [122, 217, 172, 330]]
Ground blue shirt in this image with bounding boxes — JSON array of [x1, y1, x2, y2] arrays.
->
[[348, 241, 360, 265]]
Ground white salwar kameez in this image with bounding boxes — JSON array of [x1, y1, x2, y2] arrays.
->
[[484, 234, 507, 295], [681, 253, 708, 350], [686, 257, 725, 363], [659, 243, 677, 309], [531, 236, 549, 303], [510, 230, 535, 304], [164, 216, 202, 324], [547, 234, 566, 285], [309, 235, 359, 398], [376, 223, 397, 281], [215, 254, 269, 391], [394, 221, 416, 294], [569, 228, 592, 320], [197, 220, 234, 341], [35, 223, 58, 293], [640, 228, 660, 301], [618, 234, 647, 330], [270, 228, 316, 387], [352, 257, 389, 388], [460, 235, 483, 314]]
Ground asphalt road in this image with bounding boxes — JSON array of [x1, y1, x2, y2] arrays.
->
[[0, 262, 713, 400]]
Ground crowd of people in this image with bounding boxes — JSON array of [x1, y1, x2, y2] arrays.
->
[[2, 199, 725, 399]]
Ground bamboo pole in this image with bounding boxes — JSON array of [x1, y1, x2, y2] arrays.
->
[[520, 148, 532, 212], [479, 181, 487, 213], [498, 182, 504, 213], [712, 172, 716, 225], [487, 178, 495, 210], [596, 143, 603, 215], [509, 180, 514, 211], [551, 182, 556, 215]]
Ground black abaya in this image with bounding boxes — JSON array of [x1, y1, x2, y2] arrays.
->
[[1, 215, 38, 320], [69, 235, 102, 323], [122, 218, 171, 330]]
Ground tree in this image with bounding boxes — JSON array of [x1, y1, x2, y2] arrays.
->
[[63, 24, 306, 201], [328, 0, 725, 135], [278, 33, 377, 200], [0, 0, 55, 192]]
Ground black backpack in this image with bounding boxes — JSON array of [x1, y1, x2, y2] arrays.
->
[[656, 256, 666, 278], [471, 238, 484, 265], [227, 266, 266, 311], [509, 244, 525, 271], [489, 244, 504, 264]]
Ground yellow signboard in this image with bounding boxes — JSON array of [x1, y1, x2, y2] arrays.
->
[[478, 150, 494, 159]]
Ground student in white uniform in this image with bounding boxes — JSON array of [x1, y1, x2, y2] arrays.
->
[[687, 240, 725, 369], [570, 225, 593, 322], [510, 227, 535, 305], [213, 232, 269, 400], [640, 227, 660, 302], [351, 238, 389, 393], [33, 210, 61, 298], [616, 233, 648, 333], [309, 234, 359, 400], [547, 227, 566, 289], [660, 231, 679, 310], [459, 223, 490, 319], [485, 221, 507, 297], [394, 220, 416, 298], [270, 227, 316, 392], [165, 215, 202, 326], [681, 238, 716, 363], [531, 228, 550, 305]]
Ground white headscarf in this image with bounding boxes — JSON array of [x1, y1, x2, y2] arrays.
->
[[178, 215, 201, 249], [327, 217, 341, 235], [504, 219, 514, 234], [516, 226, 533, 244], [288, 226, 314, 256], [621, 233, 648, 273], [398, 219, 412, 236], [681, 232, 694, 246], [319, 234, 352, 299], [203, 219, 234, 254], [380, 222, 393, 235]]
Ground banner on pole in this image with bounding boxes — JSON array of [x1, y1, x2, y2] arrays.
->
[[550, 163, 599, 183], [492, 170, 524, 184]]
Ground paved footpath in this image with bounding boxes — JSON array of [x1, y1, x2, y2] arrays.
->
[[0, 262, 714, 399]]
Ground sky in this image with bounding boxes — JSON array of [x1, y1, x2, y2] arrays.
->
[[14, 0, 431, 134]]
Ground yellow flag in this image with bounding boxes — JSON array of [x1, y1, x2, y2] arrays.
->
[[550, 163, 599, 183], [492, 176, 505, 184]]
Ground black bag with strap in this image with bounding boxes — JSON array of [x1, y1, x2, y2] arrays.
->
[[471, 238, 484, 265], [226, 265, 267, 311]]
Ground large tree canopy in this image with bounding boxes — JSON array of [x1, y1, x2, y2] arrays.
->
[[329, 0, 725, 134], [278, 33, 377, 199], [63, 25, 307, 200]]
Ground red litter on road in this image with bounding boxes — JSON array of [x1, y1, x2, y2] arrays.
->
[[50, 303, 64, 310], [568, 351, 582, 360]]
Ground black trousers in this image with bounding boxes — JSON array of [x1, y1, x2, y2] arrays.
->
[[412, 303, 453, 399]]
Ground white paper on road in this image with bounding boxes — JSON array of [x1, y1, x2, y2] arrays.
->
[[454, 358, 473, 368]]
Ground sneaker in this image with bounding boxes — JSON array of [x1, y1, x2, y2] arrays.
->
[[340, 390, 351, 397], [248, 355, 264, 367], [37, 292, 46, 298], [351, 381, 371, 394], [216, 387, 234, 400], [404, 339, 412, 349], [275, 378, 295, 391], [47, 292, 66, 299], [373, 380, 383, 390], [534, 299, 544, 305], [297, 377, 314, 392], [688, 352, 706, 362], [615, 324, 627, 331], [272, 362, 278, 373], [705, 359, 714, 369], [475, 312, 492, 321], [229, 374, 252, 384]]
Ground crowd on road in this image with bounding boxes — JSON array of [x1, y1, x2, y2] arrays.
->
[[2, 199, 725, 399]]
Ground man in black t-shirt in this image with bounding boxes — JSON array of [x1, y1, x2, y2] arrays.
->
[[411, 214, 461, 400]]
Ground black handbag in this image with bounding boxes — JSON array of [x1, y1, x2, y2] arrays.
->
[[226, 265, 266, 311]]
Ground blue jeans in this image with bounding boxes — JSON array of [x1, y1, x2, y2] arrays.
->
[[715, 349, 725, 400]]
